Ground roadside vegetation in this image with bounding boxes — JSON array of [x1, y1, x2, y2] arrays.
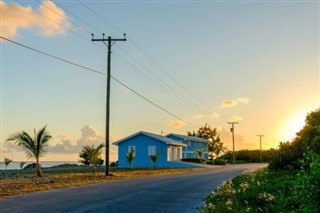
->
[[201, 108, 320, 212], [0, 167, 201, 198]]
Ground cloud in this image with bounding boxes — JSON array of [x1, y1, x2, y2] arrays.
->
[[1, 0, 70, 38], [167, 120, 186, 128], [236, 97, 250, 104], [220, 99, 238, 108], [192, 113, 205, 119], [49, 125, 118, 155], [208, 112, 220, 118], [229, 116, 243, 122], [219, 97, 250, 108], [55, 134, 68, 139], [192, 112, 220, 119]]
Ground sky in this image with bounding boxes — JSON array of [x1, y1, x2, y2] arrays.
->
[[0, 0, 319, 162]]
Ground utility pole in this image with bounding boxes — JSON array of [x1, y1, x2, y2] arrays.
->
[[228, 122, 239, 165], [257, 135, 264, 163], [91, 33, 126, 176]]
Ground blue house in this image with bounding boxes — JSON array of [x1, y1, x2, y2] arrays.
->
[[113, 131, 209, 167], [166, 133, 209, 159]]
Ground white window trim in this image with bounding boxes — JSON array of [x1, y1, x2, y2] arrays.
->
[[148, 146, 156, 156], [128, 146, 136, 152]]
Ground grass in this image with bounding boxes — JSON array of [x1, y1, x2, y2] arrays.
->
[[0, 167, 201, 199], [200, 168, 295, 212]]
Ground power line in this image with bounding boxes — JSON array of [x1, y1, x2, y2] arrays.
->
[[1, 36, 196, 128], [76, 0, 124, 34], [0, 36, 106, 76], [112, 51, 201, 113], [15, 0, 90, 43], [111, 76, 195, 127], [34, 0, 92, 35], [75, 0, 213, 114], [112, 49, 202, 114], [128, 37, 214, 113], [51, 0, 103, 34]]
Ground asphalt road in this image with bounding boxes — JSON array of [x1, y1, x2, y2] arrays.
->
[[0, 164, 267, 213]]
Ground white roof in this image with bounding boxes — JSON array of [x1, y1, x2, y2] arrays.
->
[[166, 133, 209, 143], [112, 131, 187, 147]]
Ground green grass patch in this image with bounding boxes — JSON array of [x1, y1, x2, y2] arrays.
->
[[200, 168, 299, 212]]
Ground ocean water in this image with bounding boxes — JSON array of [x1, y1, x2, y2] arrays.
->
[[0, 161, 79, 170]]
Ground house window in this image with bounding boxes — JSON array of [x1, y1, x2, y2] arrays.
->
[[128, 146, 136, 152], [148, 146, 156, 156], [188, 141, 191, 146]]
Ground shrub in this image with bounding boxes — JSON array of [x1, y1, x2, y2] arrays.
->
[[235, 160, 248, 164], [213, 159, 226, 165], [207, 160, 214, 165], [291, 152, 320, 211], [110, 161, 118, 167], [269, 108, 320, 171], [182, 158, 207, 164]]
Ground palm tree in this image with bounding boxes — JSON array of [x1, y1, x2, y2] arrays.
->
[[4, 158, 12, 170], [213, 143, 228, 159], [150, 154, 159, 169], [20, 161, 26, 173], [81, 143, 104, 174], [126, 150, 135, 171], [6, 125, 52, 177], [193, 148, 206, 163]]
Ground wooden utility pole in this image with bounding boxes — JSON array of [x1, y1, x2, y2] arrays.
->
[[228, 122, 239, 165], [257, 135, 264, 163], [91, 33, 126, 176]]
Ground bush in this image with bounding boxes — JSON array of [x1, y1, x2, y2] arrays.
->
[[182, 158, 207, 164], [235, 160, 248, 164], [110, 161, 118, 167], [207, 160, 214, 165], [269, 108, 320, 171], [214, 159, 226, 165], [219, 149, 276, 163]]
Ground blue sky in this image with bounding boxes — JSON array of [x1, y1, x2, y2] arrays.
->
[[1, 0, 319, 162]]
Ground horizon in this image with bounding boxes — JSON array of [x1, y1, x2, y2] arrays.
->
[[1, 0, 319, 162]]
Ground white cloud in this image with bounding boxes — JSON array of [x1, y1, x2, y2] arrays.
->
[[219, 99, 238, 108], [229, 116, 243, 122], [167, 120, 186, 128], [49, 125, 118, 156], [236, 97, 250, 104], [0, 0, 70, 39], [219, 97, 250, 108], [192, 112, 220, 119], [192, 113, 205, 119], [208, 112, 220, 118]]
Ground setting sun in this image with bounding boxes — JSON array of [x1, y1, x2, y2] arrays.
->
[[282, 112, 307, 141]]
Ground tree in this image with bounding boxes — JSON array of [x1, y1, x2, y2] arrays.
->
[[6, 125, 52, 177], [81, 143, 104, 174], [213, 142, 228, 159], [269, 108, 320, 170], [4, 158, 12, 170], [79, 149, 91, 166], [150, 154, 159, 169], [20, 161, 26, 173], [193, 148, 206, 163], [126, 150, 135, 171], [187, 123, 221, 160]]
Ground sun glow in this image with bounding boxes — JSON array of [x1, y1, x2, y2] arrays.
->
[[282, 113, 306, 142]]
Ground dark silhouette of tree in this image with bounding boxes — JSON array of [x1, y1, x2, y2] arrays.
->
[[7, 125, 51, 177], [187, 123, 222, 159]]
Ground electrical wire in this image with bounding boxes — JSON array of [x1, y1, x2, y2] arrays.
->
[[75, 0, 214, 114], [51, 0, 103, 34], [34, 0, 92, 35], [1, 36, 196, 127]]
